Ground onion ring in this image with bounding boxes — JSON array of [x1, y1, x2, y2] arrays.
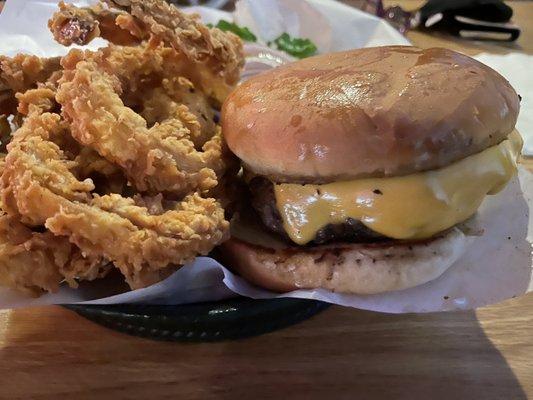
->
[[0, 212, 109, 296], [57, 45, 232, 197], [0, 0, 240, 294], [0, 54, 61, 117], [2, 111, 229, 289], [49, 0, 244, 104]]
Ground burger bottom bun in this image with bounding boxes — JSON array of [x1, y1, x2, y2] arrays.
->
[[219, 228, 470, 295]]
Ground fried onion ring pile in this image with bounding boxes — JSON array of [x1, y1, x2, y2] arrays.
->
[[0, 0, 243, 295], [49, 0, 243, 105]]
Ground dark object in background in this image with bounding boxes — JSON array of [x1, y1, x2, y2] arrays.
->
[[420, 0, 512, 22], [418, 0, 520, 41], [358, 0, 519, 41]]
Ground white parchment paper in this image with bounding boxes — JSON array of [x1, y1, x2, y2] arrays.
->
[[474, 53, 533, 157], [0, 0, 531, 312]]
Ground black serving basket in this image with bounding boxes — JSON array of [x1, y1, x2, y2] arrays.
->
[[64, 297, 329, 342]]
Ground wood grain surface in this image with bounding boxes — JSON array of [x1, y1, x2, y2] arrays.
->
[[0, 1, 532, 399]]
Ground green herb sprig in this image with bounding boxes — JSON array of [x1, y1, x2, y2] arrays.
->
[[207, 20, 318, 59], [273, 33, 317, 59], [208, 20, 257, 42]]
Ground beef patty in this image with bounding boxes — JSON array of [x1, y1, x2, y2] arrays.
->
[[248, 177, 386, 245]]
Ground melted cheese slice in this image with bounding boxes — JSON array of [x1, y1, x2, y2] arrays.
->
[[274, 131, 523, 245]]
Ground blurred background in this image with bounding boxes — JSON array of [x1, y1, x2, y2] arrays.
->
[[166, 0, 524, 42]]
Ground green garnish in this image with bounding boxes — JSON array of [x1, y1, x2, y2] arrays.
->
[[210, 20, 257, 42], [273, 33, 317, 58]]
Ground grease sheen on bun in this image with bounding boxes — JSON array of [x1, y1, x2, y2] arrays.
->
[[222, 46, 519, 182]]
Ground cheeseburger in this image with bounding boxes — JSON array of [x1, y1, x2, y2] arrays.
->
[[220, 46, 522, 295]]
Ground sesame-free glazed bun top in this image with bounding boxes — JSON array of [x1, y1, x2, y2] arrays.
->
[[222, 46, 520, 181]]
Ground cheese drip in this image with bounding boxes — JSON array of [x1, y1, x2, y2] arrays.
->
[[274, 131, 523, 245]]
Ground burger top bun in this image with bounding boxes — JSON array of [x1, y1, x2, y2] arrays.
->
[[222, 46, 520, 182]]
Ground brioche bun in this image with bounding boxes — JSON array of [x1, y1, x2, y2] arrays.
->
[[222, 46, 519, 182], [220, 228, 470, 294], [219, 46, 518, 295]]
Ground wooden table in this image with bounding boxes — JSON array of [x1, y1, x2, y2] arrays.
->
[[0, 1, 532, 399]]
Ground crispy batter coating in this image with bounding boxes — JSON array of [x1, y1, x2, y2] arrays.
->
[[135, 76, 218, 148], [2, 113, 94, 221], [2, 112, 229, 289], [57, 47, 230, 196], [0, 152, 108, 296], [0, 54, 61, 115], [74, 146, 122, 177], [49, 0, 244, 104], [0, 0, 241, 295], [0, 212, 109, 296], [16, 87, 57, 116], [48, 1, 142, 47], [0, 54, 61, 93], [103, 0, 243, 83], [73, 147, 129, 196]]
